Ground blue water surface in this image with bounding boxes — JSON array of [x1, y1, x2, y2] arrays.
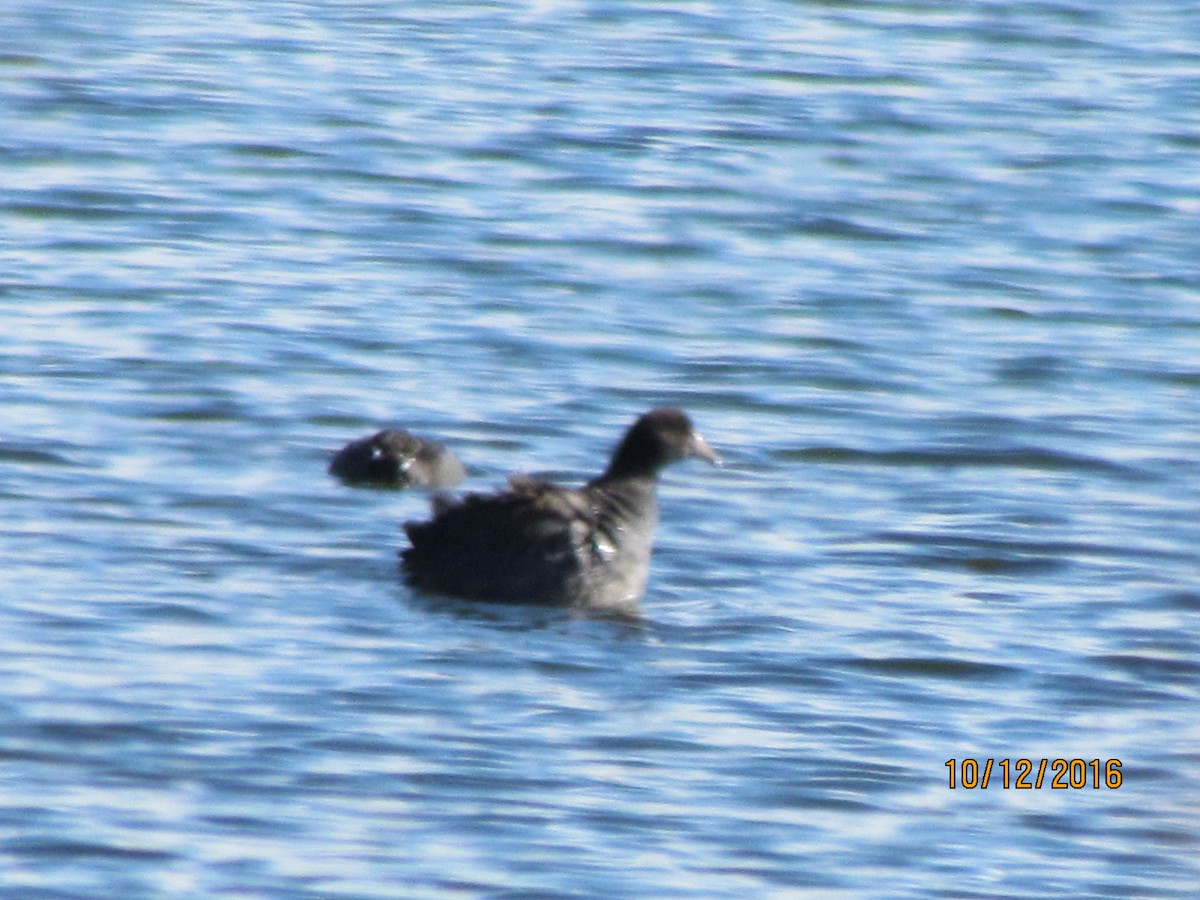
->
[[2, 1, 1199, 896]]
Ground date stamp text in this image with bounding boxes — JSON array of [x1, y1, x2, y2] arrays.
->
[[945, 758, 1123, 789]]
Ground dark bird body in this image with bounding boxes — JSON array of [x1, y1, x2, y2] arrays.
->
[[329, 429, 465, 489], [401, 408, 718, 609]]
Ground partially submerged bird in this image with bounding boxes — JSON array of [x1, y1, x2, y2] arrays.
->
[[400, 407, 719, 609], [329, 429, 466, 489]]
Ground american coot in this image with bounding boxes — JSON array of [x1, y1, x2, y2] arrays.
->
[[400, 408, 719, 609], [329, 429, 466, 489]]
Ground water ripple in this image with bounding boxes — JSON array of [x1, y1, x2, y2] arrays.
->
[[2, 0, 1199, 896]]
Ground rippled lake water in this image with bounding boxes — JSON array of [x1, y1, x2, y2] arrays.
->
[[3, 1, 1200, 896]]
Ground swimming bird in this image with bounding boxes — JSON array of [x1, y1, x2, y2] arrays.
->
[[329, 429, 466, 489], [400, 407, 719, 609]]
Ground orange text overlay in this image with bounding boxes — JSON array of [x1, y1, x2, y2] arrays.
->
[[945, 758, 1123, 789]]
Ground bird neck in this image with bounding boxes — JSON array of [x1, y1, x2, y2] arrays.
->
[[591, 468, 658, 489], [602, 432, 668, 480]]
